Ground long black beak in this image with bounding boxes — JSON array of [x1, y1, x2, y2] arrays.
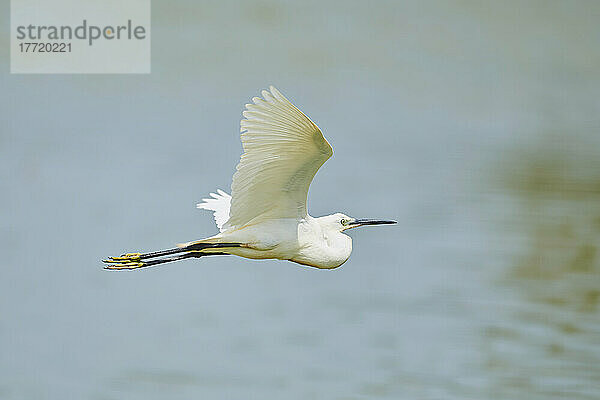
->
[[348, 218, 397, 228]]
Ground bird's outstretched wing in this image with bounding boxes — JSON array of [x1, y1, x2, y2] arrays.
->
[[223, 86, 333, 230]]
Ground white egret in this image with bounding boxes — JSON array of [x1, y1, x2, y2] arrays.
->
[[104, 86, 395, 270]]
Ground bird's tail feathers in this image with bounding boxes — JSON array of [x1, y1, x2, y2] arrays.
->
[[177, 235, 243, 250], [177, 236, 218, 248]]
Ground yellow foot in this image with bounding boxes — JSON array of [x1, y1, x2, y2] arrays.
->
[[103, 253, 145, 270]]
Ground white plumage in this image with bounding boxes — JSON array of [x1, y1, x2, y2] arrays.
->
[[196, 189, 231, 232], [225, 86, 332, 230], [104, 86, 395, 271]]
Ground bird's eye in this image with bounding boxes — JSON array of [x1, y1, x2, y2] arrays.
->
[[340, 218, 348, 225]]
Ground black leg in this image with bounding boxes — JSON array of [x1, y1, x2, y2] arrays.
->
[[105, 242, 242, 263], [103, 249, 232, 270]]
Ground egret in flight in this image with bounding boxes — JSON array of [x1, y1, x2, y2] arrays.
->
[[104, 86, 395, 270]]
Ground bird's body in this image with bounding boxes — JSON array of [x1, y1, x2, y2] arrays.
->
[[185, 214, 353, 269], [104, 86, 395, 270]]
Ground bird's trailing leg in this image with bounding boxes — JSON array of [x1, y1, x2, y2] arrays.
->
[[103, 242, 241, 270], [104, 252, 194, 270], [103, 251, 229, 270]]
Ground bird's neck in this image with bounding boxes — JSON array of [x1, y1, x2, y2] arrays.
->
[[314, 220, 353, 268], [293, 218, 352, 269], [322, 230, 353, 268]]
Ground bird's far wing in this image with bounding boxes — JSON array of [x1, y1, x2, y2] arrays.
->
[[196, 189, 231, 232], [224, 86, 333, 230]]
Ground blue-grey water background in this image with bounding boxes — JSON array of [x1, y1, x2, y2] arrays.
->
[[1, 1, 599, 399]]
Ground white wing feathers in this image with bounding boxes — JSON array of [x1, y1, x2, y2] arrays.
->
[[196, 86, 332, 232], [196, 189, 231, 232], [223, 86, 333, 230]]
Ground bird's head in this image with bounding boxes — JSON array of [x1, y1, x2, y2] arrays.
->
[[321, 212, 397, 232]]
